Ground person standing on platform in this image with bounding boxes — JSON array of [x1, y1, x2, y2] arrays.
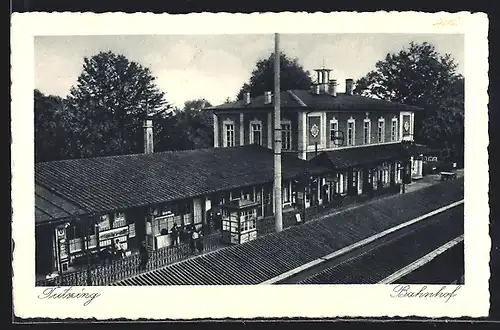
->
[[115, 239, 125, 259], [139, 241, 149, 270], [190, 228, 199, 254], [171, 223, 180, 247], [196, 229, 204, 253]]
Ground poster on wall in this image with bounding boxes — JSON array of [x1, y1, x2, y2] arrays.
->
[[155, 235, 171, 249]]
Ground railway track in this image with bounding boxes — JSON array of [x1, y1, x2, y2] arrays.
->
[[111, 178, 464, 286], [279, 204, 464, 284], [392, 241, 465, 285]]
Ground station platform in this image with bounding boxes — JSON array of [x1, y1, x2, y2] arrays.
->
[[111, 178, 464, 286]]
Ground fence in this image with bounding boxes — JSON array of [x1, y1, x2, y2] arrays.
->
[[35, 229, 226, 286], [36, 185, 401, 287]]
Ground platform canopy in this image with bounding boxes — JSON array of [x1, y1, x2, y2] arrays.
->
[[35, 185, 87, 226], [311, 143, 438, 170]]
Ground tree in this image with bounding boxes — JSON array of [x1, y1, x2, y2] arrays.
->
[[354, 42, 464, 163], [155, 98, 214, 151], [236, 52, 313, 100], [67, 51, 169, 158], [34, 89, 74, 162]]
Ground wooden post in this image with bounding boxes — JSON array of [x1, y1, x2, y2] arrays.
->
[[274, 33, 283, 233]]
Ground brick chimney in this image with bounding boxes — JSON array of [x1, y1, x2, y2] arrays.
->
[[264, 91, 272, 104], [345, 78, 354, 95], [328, 79, 338, 96], [143, 114, 154, 154], [244, 92, 251, 105]]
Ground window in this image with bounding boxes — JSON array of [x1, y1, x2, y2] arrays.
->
[[250, 120, 262, 145], [329, 118, 339, 147], [347, 118, 355, 146], [378, 118, 385, 143], [240, 209, 257, 232], [391, 118, 398, 141], [363, 119, 371, 144], [281, 121, 292, 150], [223, 119, 235, 147]]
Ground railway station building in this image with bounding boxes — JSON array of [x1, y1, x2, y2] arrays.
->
[[35, 67, 434, 280], [208, 68, 434, 203]]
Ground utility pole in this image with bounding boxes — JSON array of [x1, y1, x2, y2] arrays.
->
[[274, 33, 283, 233]]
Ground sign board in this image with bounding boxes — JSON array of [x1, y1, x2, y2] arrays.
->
[[99, 226, 129, 242], [308, 116, 321, 146], [402, 115, 411, 136], [295, 213, 302, 223], [230, 233, 239, 244], [155, 234, 171, 249]]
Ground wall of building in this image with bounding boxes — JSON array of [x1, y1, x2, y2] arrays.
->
[[324, 110, 402, 148], [216, 110, 300, 151]]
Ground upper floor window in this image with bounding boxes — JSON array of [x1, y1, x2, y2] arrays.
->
[[347, 118, 355, 146], [378, 118, 385, 143], [363, 119, 371, 144], [250, 120, 262, 145], [329, 118, 339, 147], [281, 120, 292, 150], [391, 118, 398, 141], [223, 119, 235, 147]]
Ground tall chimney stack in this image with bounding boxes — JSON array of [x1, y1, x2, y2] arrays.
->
[[345, 78, 354, 95], [264, 91, 272, 104], [143, 114, 154, 154], [244, 92, 251, 105], [328, 79, 338, 96]]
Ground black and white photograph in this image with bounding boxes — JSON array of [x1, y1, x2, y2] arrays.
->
[[11, 12, 489, 319]]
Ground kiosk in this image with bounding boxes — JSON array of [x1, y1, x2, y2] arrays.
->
[[220, 199, 259, 245]]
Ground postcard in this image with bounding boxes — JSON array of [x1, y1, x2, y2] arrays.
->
[[11, 11, 489, 320]]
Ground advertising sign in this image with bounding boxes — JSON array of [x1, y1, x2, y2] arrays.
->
[[99, 226, 129, 242]]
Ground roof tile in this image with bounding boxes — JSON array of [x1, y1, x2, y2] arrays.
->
[[35, 145, 330, 215]]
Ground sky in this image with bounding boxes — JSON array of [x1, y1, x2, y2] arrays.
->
[[35, 34, 464, 108]]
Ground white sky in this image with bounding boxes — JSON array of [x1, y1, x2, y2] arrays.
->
[[35, 34, 464, 108]]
